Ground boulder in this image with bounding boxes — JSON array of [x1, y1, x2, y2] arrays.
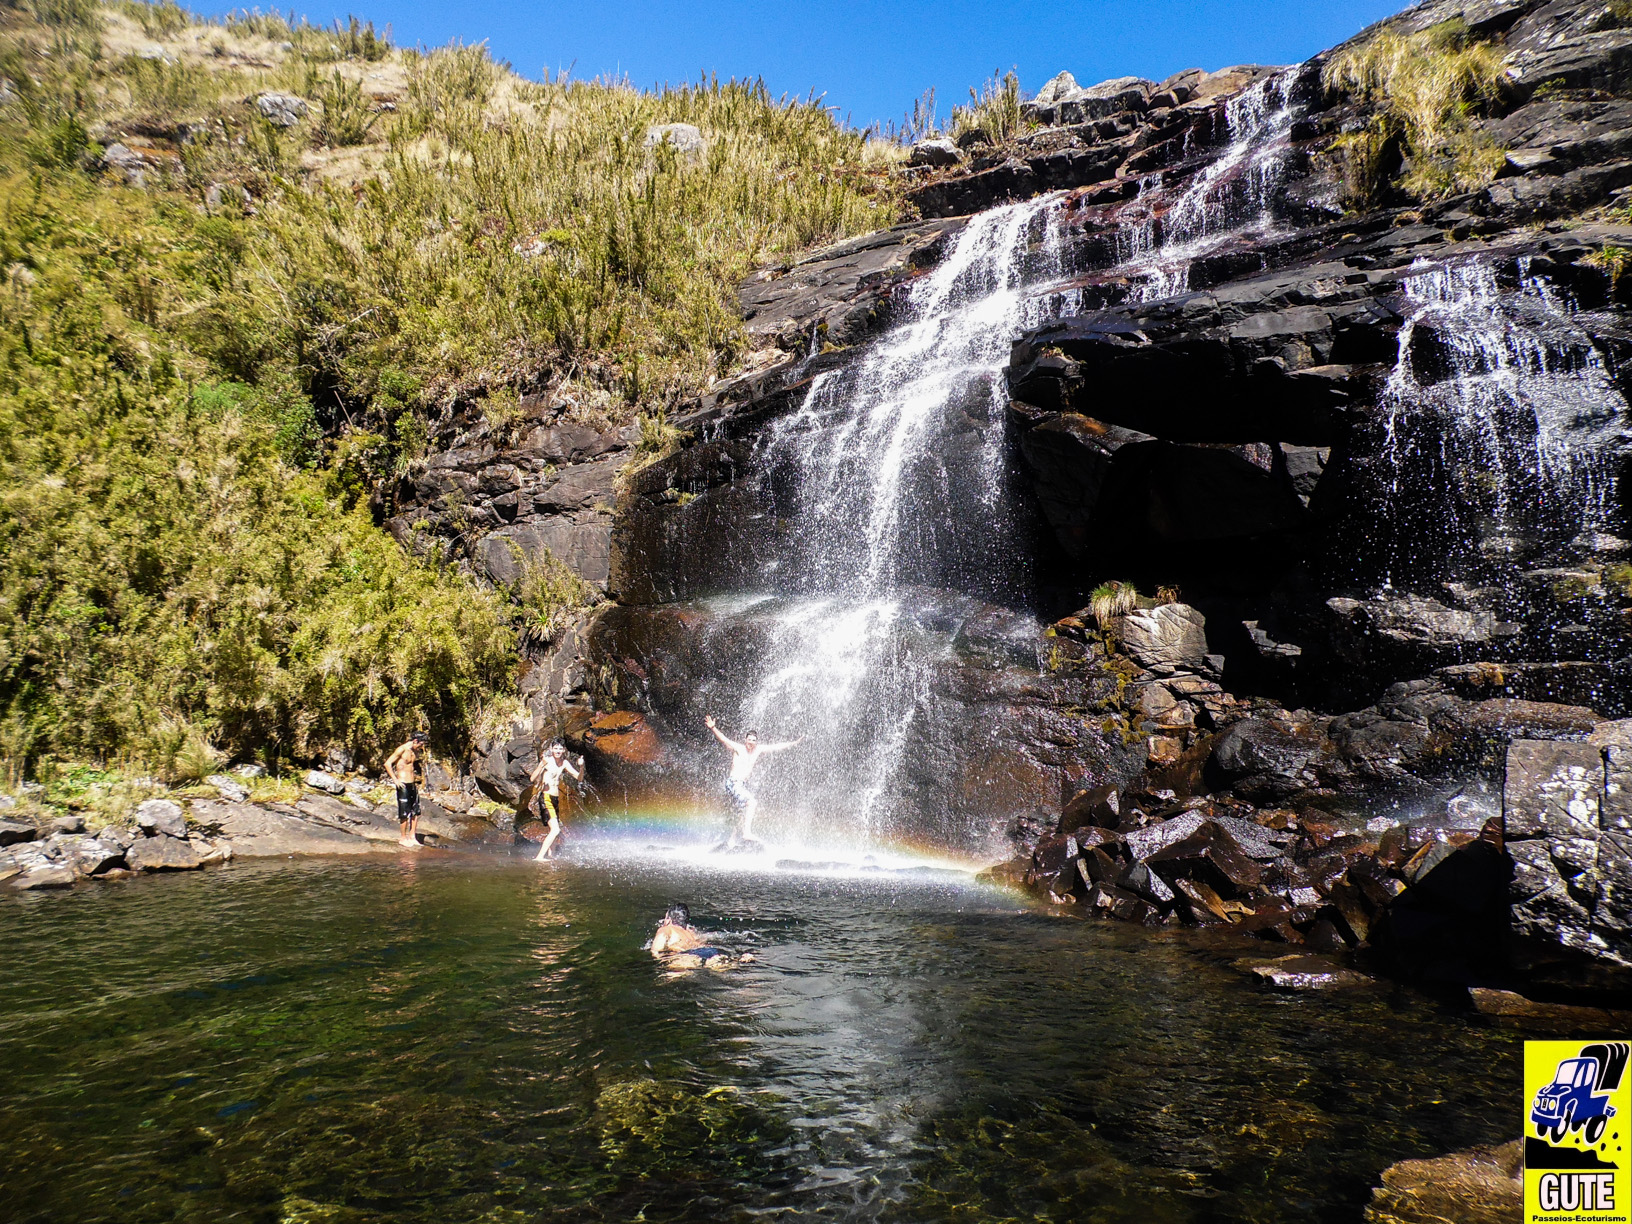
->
[[1117, 603, 1208, 671], [1145, 821, 1263, 898], [908, 138, 962, 169], [1032, 71, 1080, 107], [1123, 810, 1206, 861], [303, 770, 346, 795], [97, 824, 135, 850], [72, 837, 125, 876], [1084, 881, 1165, 924], [49, 815, 85, 835], [194, 801, 393, 857], [0, 818, 38, 846], [255, 92, 307, 126], [99, 142, 147, 185], [322, 747, 354, 774], [206, 774, 250, 804], [133, 799, 187, 839], [12, 864, 76, 890], [643, 123, 705, 155], [1504, 740, 1601, 840], [233, 763, 267, 778], [126, 836, 205, 872], [1210, 719, 1323, 798]]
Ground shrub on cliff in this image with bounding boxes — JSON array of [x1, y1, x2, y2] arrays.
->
[[1324, 18, 1508, 202]]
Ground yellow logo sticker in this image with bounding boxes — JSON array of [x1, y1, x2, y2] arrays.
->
[[1525, 1040, 1631, 1222]]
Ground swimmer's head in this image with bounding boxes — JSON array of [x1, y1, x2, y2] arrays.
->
[[549, 741, 566, 757], [411, 731, 427, 745], [744, 730, 758, 747], [664, 903, 691, 928]]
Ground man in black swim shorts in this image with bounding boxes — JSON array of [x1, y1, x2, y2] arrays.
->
[[382, 731, 427, 848]]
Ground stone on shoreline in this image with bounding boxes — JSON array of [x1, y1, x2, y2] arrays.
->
[[134, 799, 187, 839], [206, 774, 250, 803], [127, 836, 205, 872], [303, 770, 346, 795], [0, 818, 37, 846], [12, 864, 76, 890]]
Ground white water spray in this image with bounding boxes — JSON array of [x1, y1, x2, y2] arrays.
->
[[1379, 258, 1627, 574]]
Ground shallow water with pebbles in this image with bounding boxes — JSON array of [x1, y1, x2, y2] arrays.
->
[[0, 849, 1519, 1222]]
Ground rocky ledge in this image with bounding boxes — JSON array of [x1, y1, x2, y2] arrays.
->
[[987, 622, 1632, 998], [0, 768, 518, 893]]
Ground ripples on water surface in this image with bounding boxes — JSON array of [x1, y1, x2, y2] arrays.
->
[[0, 853, 1519, 1222]]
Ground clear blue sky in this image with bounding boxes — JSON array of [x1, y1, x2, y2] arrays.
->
[[264, 0, 1408, 131]]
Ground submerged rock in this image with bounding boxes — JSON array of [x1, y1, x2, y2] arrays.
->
[[1366, 1139, 1521, 1224]]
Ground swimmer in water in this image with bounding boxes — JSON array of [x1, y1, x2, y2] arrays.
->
[[650, 904, 752, 971]]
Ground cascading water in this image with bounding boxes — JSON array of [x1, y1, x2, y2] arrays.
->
[[1116, 74, 1298, 300], [1368, 257, 1628, 586], [676, 77, 1311, 856], [699, 196, 1075, 850]]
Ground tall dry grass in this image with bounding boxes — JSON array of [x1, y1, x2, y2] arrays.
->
[[1324, 17, 1508, 201]]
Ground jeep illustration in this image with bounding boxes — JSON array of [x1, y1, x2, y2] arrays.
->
[[1533, 1055, 1619, 1145]]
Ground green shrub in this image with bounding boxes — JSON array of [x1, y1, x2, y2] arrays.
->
[[120, 0, 187, 39], [1088, 581, 1139, 626], [0, 1, 896, 774], [309, 67, 381, 146], [0, 171, 516, 770], [117, 53, 216, 120]]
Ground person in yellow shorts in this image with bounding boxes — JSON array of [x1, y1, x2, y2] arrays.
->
[[528, 742, 581, 861]]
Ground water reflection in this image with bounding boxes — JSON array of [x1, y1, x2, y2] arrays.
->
[[0, 854, 1518, 1222]]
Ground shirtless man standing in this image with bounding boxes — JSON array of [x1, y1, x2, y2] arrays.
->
[[527, 742, 582, 861], [382, 731, 428, 848], [703, 715, 802, 845]]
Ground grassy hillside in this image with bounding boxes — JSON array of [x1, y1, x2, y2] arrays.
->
[[0, 0, 900, 778]]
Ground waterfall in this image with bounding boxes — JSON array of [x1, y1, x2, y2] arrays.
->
[[672, 78, 1305, 854], [709, 195, 1073, 849], [1373, 257, 1628, 585]]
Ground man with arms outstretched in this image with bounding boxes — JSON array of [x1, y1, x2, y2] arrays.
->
[[382, 731, 428, 848], [527, 741, 582, 861], [703, 715, 802, 846]]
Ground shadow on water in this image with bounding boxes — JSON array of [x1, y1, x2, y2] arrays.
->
[[0, 853, 1519, 1222]]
